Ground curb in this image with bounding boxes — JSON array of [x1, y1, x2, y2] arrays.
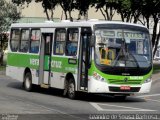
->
[[0, 70, 5, 75], [152, 73, 160, 81]]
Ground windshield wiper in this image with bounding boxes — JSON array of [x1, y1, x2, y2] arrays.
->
[[127, 52, 140, 68], [112, 39, 140, 68], [112, 39, 126, 67]]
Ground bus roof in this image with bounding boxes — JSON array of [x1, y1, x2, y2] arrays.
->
[[11, 20, 147, 29]]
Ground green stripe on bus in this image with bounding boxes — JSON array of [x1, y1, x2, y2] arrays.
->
[[7, 53, 78, 73]]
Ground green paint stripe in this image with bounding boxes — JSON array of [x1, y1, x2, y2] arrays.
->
[[7, 52, 78, 73]]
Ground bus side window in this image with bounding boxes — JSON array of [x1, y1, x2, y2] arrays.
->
[[30, 29, 40, 54], [10, 29, 20, 52], [54, 28, 66, 55], [20, 29, 29, 53], [66, 28, 78, 56]]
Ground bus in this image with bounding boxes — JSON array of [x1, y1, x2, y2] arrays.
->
[[6, 20, 152, 99]]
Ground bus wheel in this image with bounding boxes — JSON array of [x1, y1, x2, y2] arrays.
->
[[68, 79, 76, 99], [24, 72, 32, 92]]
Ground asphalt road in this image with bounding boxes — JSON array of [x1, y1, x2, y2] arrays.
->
[[0, 74, 160, 120]]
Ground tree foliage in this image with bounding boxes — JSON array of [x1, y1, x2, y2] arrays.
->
[[59, 0, 76, 21], [0, 0, 21, 33], [12, 0, 32, 6], [140, 0, 160, 56], [75, 0, 91, 20], [0, 0, 21, 65], [91, 0, 118, 20], [35, 0, 58, 21]]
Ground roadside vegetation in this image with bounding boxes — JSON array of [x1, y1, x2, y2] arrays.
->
[[0, 66, 5, 71], [0, 0, 21, 66], [153, 62, 160, 74]]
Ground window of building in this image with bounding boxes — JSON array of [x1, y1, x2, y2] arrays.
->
[[66, 28, 78, 56], [30, 29, 40, 53], [54, 28, 66, 55], [10, 29, 20, 52], [20, 29, 29, 52]]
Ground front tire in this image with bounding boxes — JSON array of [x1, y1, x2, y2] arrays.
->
[[68, 79, 76, 99], [24, 72, 32, 92]]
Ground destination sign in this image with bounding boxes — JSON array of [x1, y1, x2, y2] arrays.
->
[[102, 31, 115, 37], [117, 32, 144, 39]]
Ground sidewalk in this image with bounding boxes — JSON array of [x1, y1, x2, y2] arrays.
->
[[152, 60, 160, 81], [0, 70, 5, 75], [152, 72, 160, 81]]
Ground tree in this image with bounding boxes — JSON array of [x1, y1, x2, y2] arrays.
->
[[35, 0, 59, 21], [0, 0, 21, 65], [91, 0, 118, 20], [114, 0, 129, 22], [75, 0, 91, 20], [59, 0, 76, 21], [12, 0, 32, 6], [146, 0, 160, 57], [12, 0, 58, 21], [0, 1, 21, 33], [137, 0, 160, 57]]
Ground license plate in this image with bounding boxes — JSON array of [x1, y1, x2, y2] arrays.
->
[[120, 86, 131, 90]]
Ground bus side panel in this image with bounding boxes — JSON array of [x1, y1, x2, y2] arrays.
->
[[6, 65, 39, 85], [50, 72, 65, 89], [6, 66, 24, 82], [6, 53, 39, 84], [50, 56, 78, 90], [30, 69, 39, 85]]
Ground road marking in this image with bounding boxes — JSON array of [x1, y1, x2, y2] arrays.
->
[[136, 94, 160, 98], [145, 98, 160, 103], [90, 102, 156, 111], [90, 103, 103, 111], [1, 93, 84, 120]]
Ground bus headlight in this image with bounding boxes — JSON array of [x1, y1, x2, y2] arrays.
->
[[93, 72, 107, 82], [144, 77, 152, 83]]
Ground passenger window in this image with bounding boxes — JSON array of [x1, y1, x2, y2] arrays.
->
[[54, 29, 66, 55], [10, 29, 20, 52], [20, 29, 29, 52], [30, 29, 40, 53], [66, 28, 78, 56]]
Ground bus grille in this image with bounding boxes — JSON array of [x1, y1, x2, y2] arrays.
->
[[109, 87, 140, 92], [108, 79, 142, 85]]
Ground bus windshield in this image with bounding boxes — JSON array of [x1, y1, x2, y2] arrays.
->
[[95, 28, 151, 68]]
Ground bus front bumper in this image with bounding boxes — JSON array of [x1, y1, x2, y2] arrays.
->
[[88, 78, 152, 94]]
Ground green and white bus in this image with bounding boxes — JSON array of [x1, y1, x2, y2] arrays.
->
[[6, 20, 152, 99]]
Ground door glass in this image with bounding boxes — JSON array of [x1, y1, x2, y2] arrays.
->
[[45, 35, 51, 55], [43, 34, 52, 71]]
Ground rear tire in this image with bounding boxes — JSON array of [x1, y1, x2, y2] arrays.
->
[[68, 79, 76, 99], [24, 72, 32, 92]]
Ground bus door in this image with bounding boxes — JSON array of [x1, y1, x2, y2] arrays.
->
[[78, 27, 92, 91], [39, 29, 54, 88]]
